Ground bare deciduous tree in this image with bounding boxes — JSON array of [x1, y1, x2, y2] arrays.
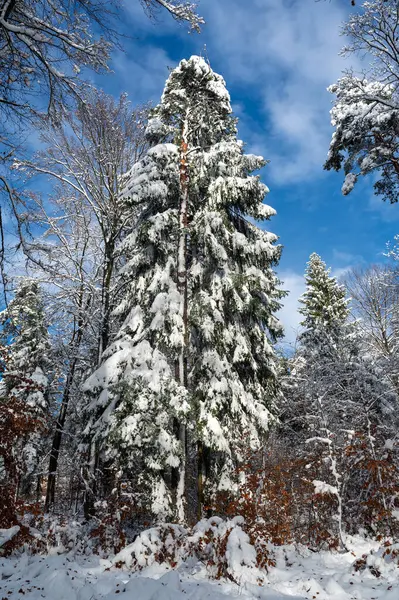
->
[[13, 91, 150, 509], [0, 0, 202, 125], [0, 0, 202, 275], [345, 264, 399, 359], [141, 0, 203, 31], [325, 0, 399, 202], [16, 92, 149, 357]]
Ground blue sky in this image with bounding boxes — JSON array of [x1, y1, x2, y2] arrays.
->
[[10, 0, 399, 343], [94, 0, 399, 343]]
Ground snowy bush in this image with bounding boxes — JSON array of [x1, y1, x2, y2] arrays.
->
[[187, 517, 266, 585], [113, 523, 186, 570], [112, 517, 267, 584]]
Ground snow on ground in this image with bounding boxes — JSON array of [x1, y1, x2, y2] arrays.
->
[[1, 535, 398, 600]]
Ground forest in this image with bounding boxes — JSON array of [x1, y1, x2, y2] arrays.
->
[[1, 1, 399, 599]]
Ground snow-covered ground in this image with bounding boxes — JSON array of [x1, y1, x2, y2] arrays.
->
[[1, 536, 399, 600]]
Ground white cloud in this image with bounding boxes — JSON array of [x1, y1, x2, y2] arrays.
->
[[202, 0, 360, 183], [111, 46, 173, 104], [332, 249, 363, 264], [109, 0, 360, 185], [331, 265, 352, 282], [277, 269, 306, 347], [367, 192, 399, 222]]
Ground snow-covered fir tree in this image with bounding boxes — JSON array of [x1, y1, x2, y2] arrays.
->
[[0, 279, 51, 498], [0, 278, 51, 397], [282, 254, 398, 546], [83, 56, 284, 522], [298, 253, 353, 361]]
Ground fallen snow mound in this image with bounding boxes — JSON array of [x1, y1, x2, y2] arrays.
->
[[1, 534, 399, 599]]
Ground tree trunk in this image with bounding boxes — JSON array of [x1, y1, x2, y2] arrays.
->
[[174, 114, 190, 523], [97, 244, 114, 364], [44, 284, 91, 511], [83, 439, 99, 519], [44, 360, 77, 511], [36, 474, 42, 504], [197, 440, 204, 521]]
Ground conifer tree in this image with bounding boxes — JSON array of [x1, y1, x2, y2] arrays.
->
[[0, 278, 51, 499], [84, 56, 284, 522], [298, 252, 352, 361], [284, 254, 398, 547]]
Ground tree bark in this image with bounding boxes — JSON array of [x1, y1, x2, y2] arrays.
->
[[44, 288, 89, 511], [197, 440, 204, 521], [174, 114, 190, 522], [97, 243, 115, 364], [44, 358, 78, 511], [2, 0, 17, 20]]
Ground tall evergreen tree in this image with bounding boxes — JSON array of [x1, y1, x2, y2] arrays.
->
[[0, 278, 51, 498], [84, 56, 284, 522]]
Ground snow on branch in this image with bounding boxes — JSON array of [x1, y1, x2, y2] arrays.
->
[[142, 0, 204, 32]]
